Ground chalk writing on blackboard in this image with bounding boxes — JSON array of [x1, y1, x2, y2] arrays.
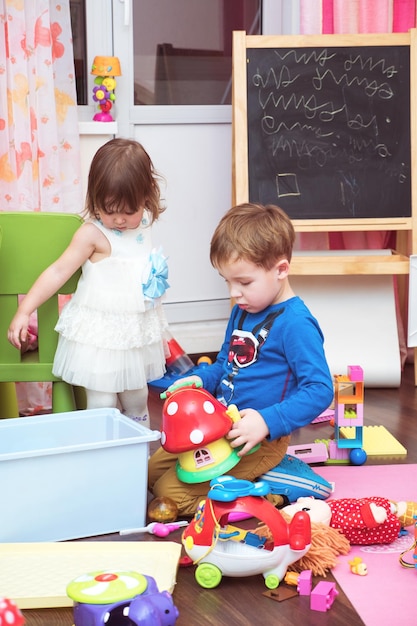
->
[[246, 46, 411, 220]]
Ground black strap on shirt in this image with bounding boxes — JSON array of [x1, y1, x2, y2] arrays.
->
[[237, 307, 284, 348]]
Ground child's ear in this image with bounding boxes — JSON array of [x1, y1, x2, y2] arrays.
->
[[276, 259, 290, 278]]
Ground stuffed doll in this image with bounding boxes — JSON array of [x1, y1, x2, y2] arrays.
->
[[282, 496, 417, 546]]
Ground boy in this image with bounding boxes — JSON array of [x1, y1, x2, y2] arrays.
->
[[148, 203, 333, 515]]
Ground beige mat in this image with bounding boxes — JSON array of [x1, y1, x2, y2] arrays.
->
[[0, 541, 181, 609]]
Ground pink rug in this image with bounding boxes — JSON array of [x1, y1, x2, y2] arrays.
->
[[315, 464, 417, 626]]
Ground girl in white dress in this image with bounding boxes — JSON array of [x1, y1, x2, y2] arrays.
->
[[8, 139, 169, 426]]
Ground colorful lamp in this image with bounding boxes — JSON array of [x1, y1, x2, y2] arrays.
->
[[90, 56, 122, 122]]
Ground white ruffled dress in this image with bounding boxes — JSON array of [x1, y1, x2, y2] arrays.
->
[[52, 215, 168, 392]]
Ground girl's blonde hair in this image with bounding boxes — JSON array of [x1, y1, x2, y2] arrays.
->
[[85, 138, 165, 223], [210, 203, 295, 270]]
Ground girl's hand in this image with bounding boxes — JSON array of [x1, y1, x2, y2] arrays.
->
[[227, 408, 269, 457], [8, 311, 30, 350]]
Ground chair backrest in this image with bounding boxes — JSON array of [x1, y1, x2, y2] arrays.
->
[[0, 212, 83, 379]]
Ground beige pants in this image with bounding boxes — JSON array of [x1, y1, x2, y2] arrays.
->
[[148, 436, 290, 516]]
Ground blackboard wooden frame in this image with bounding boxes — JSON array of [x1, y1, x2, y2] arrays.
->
[[232, 30, 417, 273]]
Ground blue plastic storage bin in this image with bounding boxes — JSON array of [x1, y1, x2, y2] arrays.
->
[[0, 408, 160, 542]]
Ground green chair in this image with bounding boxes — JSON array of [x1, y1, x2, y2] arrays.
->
[[0, 212, 84, 418]]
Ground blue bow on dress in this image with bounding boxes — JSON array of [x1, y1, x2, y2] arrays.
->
[[142, 249, 169, 299]]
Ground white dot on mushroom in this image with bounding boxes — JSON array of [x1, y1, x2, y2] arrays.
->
[[167, 402, 178, 415], [190, 429, 204, 444], [203, 401, 215, 414]]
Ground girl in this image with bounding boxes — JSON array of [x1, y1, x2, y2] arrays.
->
[[8, 138, 169, 426]]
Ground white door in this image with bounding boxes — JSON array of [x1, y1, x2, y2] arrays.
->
[[111, 0, 262, 353]]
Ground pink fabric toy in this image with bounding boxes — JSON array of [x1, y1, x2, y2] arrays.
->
[[282, 496, 415, 545], [326, 496, 400, 545]]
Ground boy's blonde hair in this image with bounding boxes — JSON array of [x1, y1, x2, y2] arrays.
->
[[85, 138, 165, 223], [210, 203, 295, 270]]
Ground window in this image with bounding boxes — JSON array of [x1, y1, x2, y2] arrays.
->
[[70, 0, 87, 105], [71, 0, 261, 107], [133, 0, 261, 105]]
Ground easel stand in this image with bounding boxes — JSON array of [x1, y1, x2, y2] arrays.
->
[[232, 30, 417, 384]]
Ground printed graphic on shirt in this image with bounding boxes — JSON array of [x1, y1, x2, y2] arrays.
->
[[218, 308, 284, 405], [228, 329, 259, 368]]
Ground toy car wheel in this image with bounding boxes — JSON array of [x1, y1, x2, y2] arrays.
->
[[265, 573, 280, 589], [195, 563, 222, 588]]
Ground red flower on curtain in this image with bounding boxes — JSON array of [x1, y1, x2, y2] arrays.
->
[[34, 15, 65, 61]]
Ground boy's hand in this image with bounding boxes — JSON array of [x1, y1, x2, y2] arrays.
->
[[160, 375, 203, 399], [227, 408, 269, 457], [8, 312, 30, 350]]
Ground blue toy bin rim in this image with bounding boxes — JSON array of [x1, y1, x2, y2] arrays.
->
[[0, 408, 160, 461]]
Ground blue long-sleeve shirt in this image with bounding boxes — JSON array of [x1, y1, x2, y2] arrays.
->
[[194, 298, 334, 441]]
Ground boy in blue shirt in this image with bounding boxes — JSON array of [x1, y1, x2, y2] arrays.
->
[[148, 203, 334, 515]]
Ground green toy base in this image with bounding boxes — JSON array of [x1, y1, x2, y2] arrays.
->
[[176, 450, 241, 484]]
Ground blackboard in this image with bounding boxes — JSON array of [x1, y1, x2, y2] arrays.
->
[[232, 32, 416, 228]]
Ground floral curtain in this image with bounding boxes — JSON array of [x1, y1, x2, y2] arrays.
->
[[0, 0, 82, 415], [0, 0, 82, 213]]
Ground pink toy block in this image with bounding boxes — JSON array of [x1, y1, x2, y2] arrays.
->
[[335, 403, 364, 427], [297, 570, 312, 596], [348, 365, 364, 382], [287, 442, 328, 464], [310, 581, 338, 612], [328, 440, 350, 460]]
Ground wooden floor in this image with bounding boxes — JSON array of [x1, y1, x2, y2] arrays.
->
[[23, 363, 417, 626]]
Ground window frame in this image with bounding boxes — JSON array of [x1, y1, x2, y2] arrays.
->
[[76, 0, 113, 122]]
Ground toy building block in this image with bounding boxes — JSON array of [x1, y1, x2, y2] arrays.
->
[[340, 425, 407, 458], [327, 365, 367, 465], [297, 570, 312, 596], [336, 403, 364, 428], [311, 408, 334, 424], [348, 365, 363, 381], [286, 442, 329, 464], [310, 581, 339, 612], [314, 439, 350, 465], [327, 440, 351, 462], [336, 425, 363, 449], [334, 366, 364, 405]]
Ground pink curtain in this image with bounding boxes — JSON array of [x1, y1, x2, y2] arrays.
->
[[0, 1, 82, 415]]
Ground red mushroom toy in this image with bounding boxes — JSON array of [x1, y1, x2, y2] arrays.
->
[[161, 385, 256, 483], [0, 598, 25, 626]]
